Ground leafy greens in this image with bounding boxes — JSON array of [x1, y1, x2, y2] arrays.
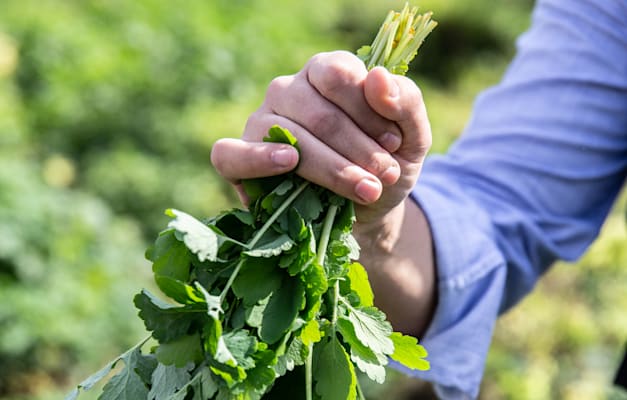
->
[[68, 3, 436, 400]]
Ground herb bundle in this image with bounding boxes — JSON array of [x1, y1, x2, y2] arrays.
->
[[68, 4, 436, 400]]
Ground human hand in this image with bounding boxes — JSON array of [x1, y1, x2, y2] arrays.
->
[[211, 50, 432, 226]]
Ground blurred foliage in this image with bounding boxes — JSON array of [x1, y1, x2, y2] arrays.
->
[[0, 0, 624, 399]]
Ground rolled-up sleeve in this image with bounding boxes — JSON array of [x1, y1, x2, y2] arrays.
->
[[403, 0, 627, 398]]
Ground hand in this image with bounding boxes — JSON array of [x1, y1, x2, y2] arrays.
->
[[211, 50, 432, 226], [211, 51, 436, 336]]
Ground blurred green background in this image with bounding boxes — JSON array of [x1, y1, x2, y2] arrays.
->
[[0, 0, 625, 399]]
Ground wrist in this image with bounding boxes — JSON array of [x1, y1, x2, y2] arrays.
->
[[353, 200, 406, 255]]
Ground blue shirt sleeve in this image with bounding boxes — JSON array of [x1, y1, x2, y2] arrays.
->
[[405, 0, 627, 398]]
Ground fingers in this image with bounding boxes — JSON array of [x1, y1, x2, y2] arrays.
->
[[304, 51, 403, 153], [210, 138, 299, 183], [214, 51, 431, 208], [262, 72, 400, 187], [244, 112, 384, 204], [364, 67, 432, 162]]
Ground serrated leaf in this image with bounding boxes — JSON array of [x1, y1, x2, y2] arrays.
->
[[148, 363, 191, 400], [346, 262, 374, 307], [134, 290, 203, 343], [244, 233, 294, 257], [135, 354, 159, 386], [343, 305, 393, 356], [191, 368, 219, 400], [300, 319, 322, 347], [275, 337, 307, 376], [314, 337, 357, 400], [337, 317, 387, 383], [166, 209, 221, 262], [300, 260, 327, 320], [155, 334, 203, 367], [389, 332, 430, 371], [99, 348, 149, 400], [223, 330, 258, 370]]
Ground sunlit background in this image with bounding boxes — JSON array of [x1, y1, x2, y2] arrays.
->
[[0, 0, 626, 399]]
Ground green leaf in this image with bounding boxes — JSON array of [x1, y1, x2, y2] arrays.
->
[[292, 185, 323, 221], [244, 233, 294, 257], [260, 276, 305, 344], [245, 295, 270, 328], [300, 319, 322, 347], [154, 276, 205, 305], [222, 330, 258, 370], [134, 290, 203, 343], [134, 354, 159, 387], [65, 359, 118, 400], [263, 125, 299, 149], [337, 318, 387, 384], [314, 337, 357, 400], [166, 208, 221, 262], [346, 262, 374, 307], [99, 348, 149, 400], [155, 334, 204, 367], [275, 337, 307, 376], [148, 363, 191, 400], [232, 257, 283, 306], [191, 368, 219, 400], [389, 332, 430, 371], [149, 229, 192, 283], [300, 260, 328, 321], [343, 305, 394, 356]]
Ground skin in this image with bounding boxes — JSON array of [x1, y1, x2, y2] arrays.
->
[[211, 51, 436, 337]]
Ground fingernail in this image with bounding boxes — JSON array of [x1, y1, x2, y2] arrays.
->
[[355, 178, 382, 203], [381, 165, 400, 185], [380, 132, 402, 153], [271, 148, 296, 168]]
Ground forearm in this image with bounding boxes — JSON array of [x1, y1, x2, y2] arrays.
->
[[353, 197, 437, 337]]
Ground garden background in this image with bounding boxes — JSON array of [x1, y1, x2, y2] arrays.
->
[[0, 0, 626, 399]]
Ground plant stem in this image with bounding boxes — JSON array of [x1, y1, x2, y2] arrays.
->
[[316, 204, 338, 265], [220, 181, 309, 302], [356, 378, 367, 400], [250, 181, 310, 248], [305, 342, 314, 400], [304, 203, 339, 400]]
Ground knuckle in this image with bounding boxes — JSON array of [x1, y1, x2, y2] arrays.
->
[[265, 75, 293, 101], [309, 51, 362, 96], [308, 108, 341, 138]]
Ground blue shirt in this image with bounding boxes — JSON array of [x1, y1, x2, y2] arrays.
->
[[405, 0, 627, 398]]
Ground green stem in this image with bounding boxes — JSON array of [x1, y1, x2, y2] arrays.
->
[[304, 203, 339, 400], [331, 280, 340, 326], [250, 181, 310, 249], [220, 181, 310, 302], [356, 378, 367, 400], [305, 342, 313, 400], [316, 204, 338, 265]]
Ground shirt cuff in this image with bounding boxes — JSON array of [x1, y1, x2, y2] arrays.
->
[[399, 156, 508, 399]]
